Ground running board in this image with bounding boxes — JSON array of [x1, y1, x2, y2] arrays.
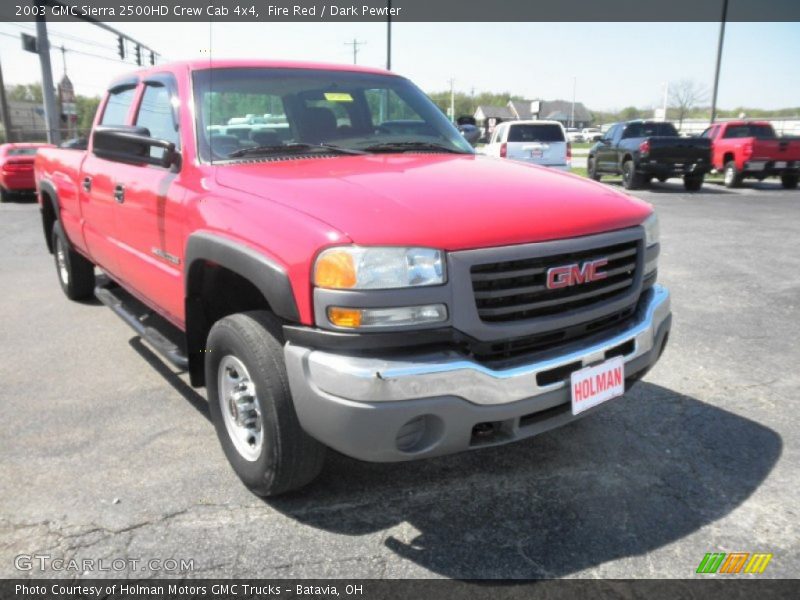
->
[[95, 282, 189, 370]]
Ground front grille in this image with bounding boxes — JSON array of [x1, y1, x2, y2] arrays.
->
[[467, 303, 637, 364], [470, 240, 639, 323]]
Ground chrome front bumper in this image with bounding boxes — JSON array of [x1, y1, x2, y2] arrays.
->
[[285, 285, 671, 462]]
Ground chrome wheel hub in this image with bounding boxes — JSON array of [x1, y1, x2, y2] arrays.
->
[[55, 238, 69, 285], [218, 355, 263, 461], [724, 167, 734, 185]]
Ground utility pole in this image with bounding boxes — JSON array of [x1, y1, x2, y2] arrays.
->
[[662, 81, 669, 117], [345, 38, 365, 65], [710, 0, 728, 123], [386, 0, 392, 70], [448, 78, 455, 123], [0, 52, 14, 143], [35, 1, 60, 145], [570, 77, 576, 128]]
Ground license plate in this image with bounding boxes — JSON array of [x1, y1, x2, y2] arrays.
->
[[570, 356, 625, 415], [775, 161, 787, 168], [531, 149, 543, 158]]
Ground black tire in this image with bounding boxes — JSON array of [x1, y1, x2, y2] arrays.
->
[[0, 187, 8, 203], [52, 222, 95, 300], [622, 160, 645, 190], [206, 311, 326, 496], [781, 173, 798, 189], [723, 161, 743, 188], [587, 156, 601, 181], [683, 174, 704, 192]]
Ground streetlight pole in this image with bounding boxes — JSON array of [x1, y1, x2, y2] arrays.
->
[[386, 0, 392, 70], [570, 77, 576, 128], [710, 0, 728, 124], [0, 53, 14, 143], [35, 3, 60, 145], [448, 78, 455, 123]]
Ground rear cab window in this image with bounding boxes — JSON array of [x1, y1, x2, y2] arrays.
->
[[7, 148, 39, 156]]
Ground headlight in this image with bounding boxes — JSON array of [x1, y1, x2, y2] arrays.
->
[[643, 213, 659, 247], [313, 246, 445, 290]]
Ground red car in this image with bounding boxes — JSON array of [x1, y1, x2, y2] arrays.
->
[[35, 60, 671, 495], [0, 143, 53, 201], [702, 121, 800, 188]]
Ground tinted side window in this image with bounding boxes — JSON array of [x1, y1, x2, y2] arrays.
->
[[135, 84, 179, 147], [622, 123, 642, 138], [100, 87, 137, 126]]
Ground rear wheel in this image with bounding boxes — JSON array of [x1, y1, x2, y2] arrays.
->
[[683, 174, 704, 192], [781, 173, 798, 189], [622, 160, 645, 190], [587, 156, 601, 181], [52, 222, 95, 300], [723, 161, 743, 188], [0, 187, 8, 203], [206, 311, 326, 496]]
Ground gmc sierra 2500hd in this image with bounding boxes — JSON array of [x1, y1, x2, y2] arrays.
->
[[35, 60, 671, 496]]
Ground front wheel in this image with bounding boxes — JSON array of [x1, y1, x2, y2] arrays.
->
[[206, 311, 326, 496], [52, 222, 95, 300], [587, 156, 601, 181], [781, 173, 798, 189], [683, 174, 704, 192]]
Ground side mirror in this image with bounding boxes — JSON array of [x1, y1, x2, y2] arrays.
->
[[93, 125, 178, 169]]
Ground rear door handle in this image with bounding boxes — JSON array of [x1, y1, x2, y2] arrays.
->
[[113, 184, 125, 204], [82, 177, 92, 192]]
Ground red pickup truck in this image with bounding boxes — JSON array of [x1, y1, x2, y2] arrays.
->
[[35, 60, 671, 496], [701, 120, 800, 188]]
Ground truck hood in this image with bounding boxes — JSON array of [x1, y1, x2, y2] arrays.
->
[[215, 154, 652, 250]]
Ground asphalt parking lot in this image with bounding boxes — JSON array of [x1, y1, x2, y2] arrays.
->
[[1, 180, 798, 579]]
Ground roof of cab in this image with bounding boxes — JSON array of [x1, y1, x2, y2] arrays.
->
[[108, 59, 395, 89]]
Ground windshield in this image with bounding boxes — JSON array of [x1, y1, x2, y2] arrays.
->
[[192, 67, 474, 162]]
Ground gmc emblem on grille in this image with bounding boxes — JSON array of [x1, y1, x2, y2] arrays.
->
[[546, 258, 609, 289]]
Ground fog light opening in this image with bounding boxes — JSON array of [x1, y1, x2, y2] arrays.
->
[[395, 414, 444, 454]]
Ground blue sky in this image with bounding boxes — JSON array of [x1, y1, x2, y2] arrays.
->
[[0, 21, 797, 110]]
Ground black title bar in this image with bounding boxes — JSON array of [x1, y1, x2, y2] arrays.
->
[[3, 0, 800, 22]]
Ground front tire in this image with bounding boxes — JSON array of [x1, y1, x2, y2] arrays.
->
[[52, 222, 95, 300], [587, 156, 601, 181], [622, 160, 645, 190], [723, 161, 743, 188], [683, 174, 704, 192], [781, 173, 798, 189], [206, 311, 326, 496]]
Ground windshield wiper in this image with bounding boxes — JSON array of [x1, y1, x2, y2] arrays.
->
[[361, 141, 470, 154], [226, 143, 367, 158]]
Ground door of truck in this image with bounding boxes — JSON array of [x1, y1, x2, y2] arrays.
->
[[80, 83, 139, 278], [596, 123, 621, 171], [110, 75, 186, 326]]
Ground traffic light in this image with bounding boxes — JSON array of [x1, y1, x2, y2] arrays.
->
[[117, 36, 125, 59], [149, 51, 155, 66], [135, 44, 141, 66]]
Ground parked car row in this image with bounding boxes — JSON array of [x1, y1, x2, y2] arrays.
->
[[585, 119, 798, 191]]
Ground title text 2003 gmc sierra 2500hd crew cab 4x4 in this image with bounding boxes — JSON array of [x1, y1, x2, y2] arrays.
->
[[35, 60, 671, 496]]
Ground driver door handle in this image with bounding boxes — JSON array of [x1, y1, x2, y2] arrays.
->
[[82, 177, 92, 192], [113, 184, 125, 204]]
